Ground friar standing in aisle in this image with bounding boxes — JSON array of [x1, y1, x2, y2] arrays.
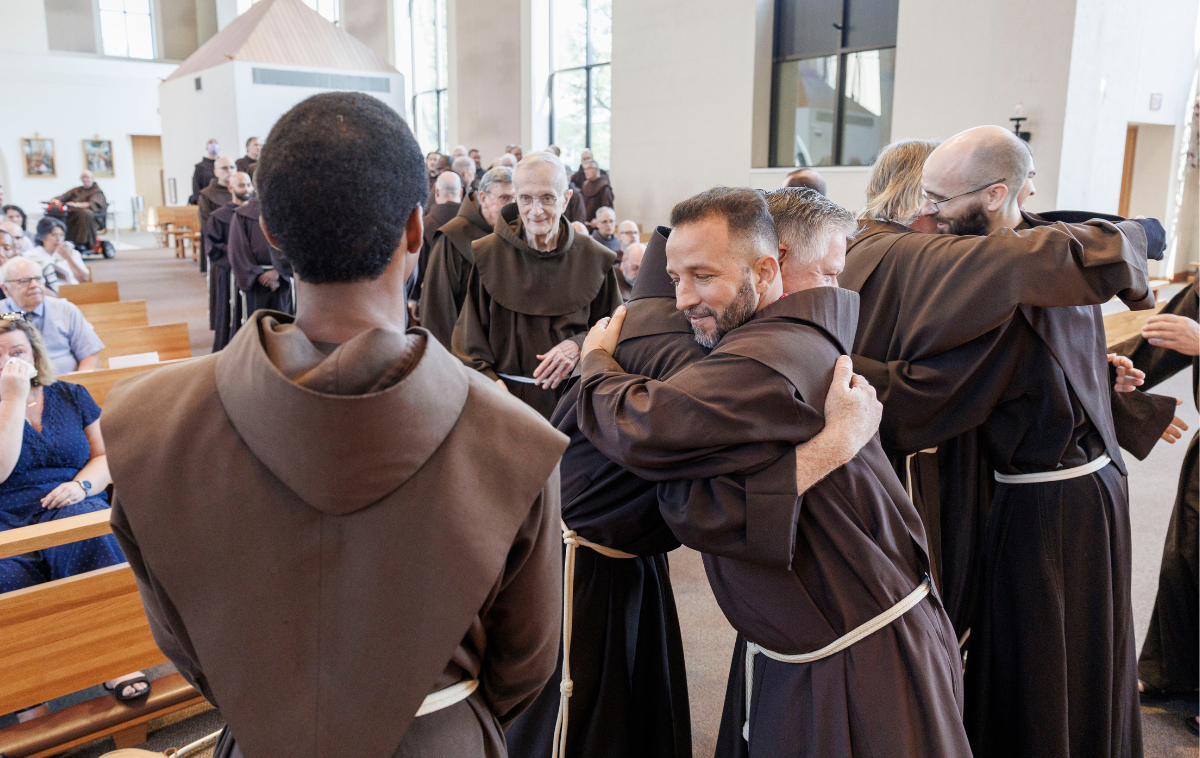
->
[[839, 125, 1165, 758], [420, 166, 514, 347], [228, 193, 295, 322], [106, 91, 567, 758], [453, 152, 623, 419], [203, 171, 253, 352]]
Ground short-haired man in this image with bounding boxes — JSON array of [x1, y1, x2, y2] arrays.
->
[[197, 157, 236, 275], [781, 167, 827, 196], [575, 187, 969, 755], [205, 171, 254, 352], [105, 92, 567, 758], [580, 160, 614, 223], [840, 125, 1165, 758], [1, 220, 32, 253], [55, 170, 107, 253], [495, 153, 517, 169], [0, 257, 103, 373], [616, 240, 643, 299], [0, 228, 17, 263], [452, 156, 477, 193], [236, 137, 260, 176], [453, 152, 622, 419], [616, 220, 639, 252], [414, 172, 464, 297], [590, 206, 621, 253], [421, 166, 514, 347]]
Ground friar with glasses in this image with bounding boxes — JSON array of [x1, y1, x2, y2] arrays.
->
[[421, 166, 515, 348], [105, 92, 567, 758], [204, 171, 254, 352], [839, 125, 1167, 758], [452, 151, 623, 420]]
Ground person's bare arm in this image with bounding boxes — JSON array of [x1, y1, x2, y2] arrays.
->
[[0, 360, 33, 482], [41, 420, 111, 509], [76, 354, 100, 372]]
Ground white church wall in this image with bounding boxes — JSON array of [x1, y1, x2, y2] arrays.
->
[[0, 50, 173, 228]]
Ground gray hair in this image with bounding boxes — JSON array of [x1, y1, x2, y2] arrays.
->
[[765, 188, 857, 267], [596, 206, 615, 219], [435, 171, 463, 195], [515, 151, 569, 193], [451, 156, 475, 175], [479, 166, 514, 195]]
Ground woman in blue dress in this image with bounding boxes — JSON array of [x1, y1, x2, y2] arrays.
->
[[0, 313, 149, 720]]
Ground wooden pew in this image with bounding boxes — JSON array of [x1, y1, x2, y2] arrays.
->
[[0, 512, 205, 756], [77, 300, 150, 332], [59, 281, 120, 306], [152, 206, 202, 260], [60, 360, 188, 408], [94, 324, 192, 368]]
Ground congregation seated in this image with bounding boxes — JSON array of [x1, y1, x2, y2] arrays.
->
[[2, 206, 33, 252], [0, 226, 18, 265], [0, 258, 103, 373], [29, 217, 91, 288], [616, 219, 639, 252], [589, 206, 621, 254], [1, 221, 32, 258]]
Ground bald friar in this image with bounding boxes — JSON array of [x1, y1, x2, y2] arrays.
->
[[452, 152, 623, 419], [414, 171, 464, 299], [56, 170, 107, 252]]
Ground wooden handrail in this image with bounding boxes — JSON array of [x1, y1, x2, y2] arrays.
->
[[0, 510, 113, 561]]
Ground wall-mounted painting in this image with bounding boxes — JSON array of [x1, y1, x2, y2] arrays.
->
[[22, 138, 55, 177], [83, 139, 115, 177]]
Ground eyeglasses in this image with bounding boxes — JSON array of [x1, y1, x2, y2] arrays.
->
[[5, 276, 45, 288], [516, 195, 562, 209], [484, 189, 516, 204], [921, 179, 1007, 213]]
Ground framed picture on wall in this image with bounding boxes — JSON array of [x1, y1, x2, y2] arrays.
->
[[83, 140, 115, 177], [22, 138, 55, 177]]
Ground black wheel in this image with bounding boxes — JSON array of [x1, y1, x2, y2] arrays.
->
[[101, 240, 116, 259]]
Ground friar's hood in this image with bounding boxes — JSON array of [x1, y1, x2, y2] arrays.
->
[[629, 225, 675, 301], [215, 311, 470, 516], [473, 203, 616, 316], [455, 190, 490, 234]]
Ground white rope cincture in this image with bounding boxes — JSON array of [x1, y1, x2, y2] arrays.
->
[[742, 576, 932, 743], [415, 678, 479, 717], [904, 447, 938, 502], [552, 519, 636, 758], [994, 453, 1110, 484]]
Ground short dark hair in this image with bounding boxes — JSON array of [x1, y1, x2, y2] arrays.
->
[[35, 216, 65, 245], [784, 169, 828, 196], [256, 93, 427, 283], [669, 187, 778, 259], [2, 205, 27, 230]]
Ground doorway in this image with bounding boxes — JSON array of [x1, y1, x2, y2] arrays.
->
[[130, 135, 164, 212]]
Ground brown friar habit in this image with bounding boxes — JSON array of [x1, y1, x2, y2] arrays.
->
[[421, 191, 493, 348], [840, 214, 1163, 758], [203, 202, 241, 352], [580, 175, 614, 223], [577, 287, 969, 758], [1116, 280, 1199, 694], [106, 312, 569, 758], [56, 183, 107, 249], [235, 155, 257, 176], [414, 199, 462, 298], [506, 228, 696, 758], [198, 181, 233, 275], [228, 197, 295, 323], [564, 182, 587, 225], [452, 204, 623, 419], [190, 157, 216, 205]]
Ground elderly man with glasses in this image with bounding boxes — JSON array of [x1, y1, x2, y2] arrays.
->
[[0, 258, 104, 374], [453, 152, 622, 419]]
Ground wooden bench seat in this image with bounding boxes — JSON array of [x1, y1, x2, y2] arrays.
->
[[94, 324, 193, 368], [1104, 300, 1167, 349], [60, 360, 189, 408], [78, 300, 150, 332], [59, 282, 120, 306]]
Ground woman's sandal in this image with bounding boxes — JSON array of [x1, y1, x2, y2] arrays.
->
[[104, 673, 151, 703]]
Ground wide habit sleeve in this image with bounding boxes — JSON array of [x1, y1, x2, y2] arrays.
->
[[109, 495, 218, 706], [420, 233, 466, 349], [451, 266, 501, 381], [887, 220, 1155, 359], [227, 214, 264, 292], [1113, 281, 1198, 391], [569, 269, 625, 351], [577, 349, 816, 480], [479, 467, 563, 727]]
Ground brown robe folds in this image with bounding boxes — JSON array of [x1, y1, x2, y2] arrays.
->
[[564, 183, 587, 225], [235, 155, 257, 176], [190, 157, 215, 205], [506, 227, 696, 758], [841, 214, 1162, 758], [228, 197, 295, 323], [414, 199, 462, 299], [56, 184, 106, 249], [452, 204, 623, 419], [580, 175, 614, 223], [421, 191, 493, 348], [578, 287, 970, 758], [198, 180, 233, 274], [106, 313, 569, 758], [204, 202, 241, 352]]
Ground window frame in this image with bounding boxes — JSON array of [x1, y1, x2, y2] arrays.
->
[[548, 0, 610, 164], [410, 0, 449, 153], [769, 0, 895, 167], [98, 0, 156, 60]]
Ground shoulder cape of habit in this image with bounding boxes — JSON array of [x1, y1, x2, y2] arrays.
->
[[712, 286, 860, 394], [629, 226, 675, 301], [473, 203, 617, 316], [437, 192, 491, 261], [234, 196, 261, 221], [839, 218, 914, 293]]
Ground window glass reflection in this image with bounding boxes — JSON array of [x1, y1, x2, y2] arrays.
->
[[772, 56, 838, 167], [840, 48, 895, 166]]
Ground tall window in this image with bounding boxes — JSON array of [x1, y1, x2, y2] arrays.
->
[[99, 0, 155, 59], [237, 0, 339, 24], [411, 0, 449, 153], [549, 0, 611, 169], [769, 0, 897, 167]]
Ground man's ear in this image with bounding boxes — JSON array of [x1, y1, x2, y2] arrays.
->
[[985, 183, 1010, 212], [258, 215, 279, 249], [404, 205, 424, 254], [777, 243, 790, 269], [754, 253, 781, 294]]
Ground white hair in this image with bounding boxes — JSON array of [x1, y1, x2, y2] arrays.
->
[[515, 152, 569, 193], [452, 156, 475, 175], [596, 206, 616, 219], [435, 171, 463, 196]]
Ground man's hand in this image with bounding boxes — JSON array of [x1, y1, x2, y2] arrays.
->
[[1143, 314, 1200, 356], [1109, 353, 1145, 393], [494, 378, 510, 393], [258, 269, 281, 291], [581, 305, 627, 361], [1161, 399, 1189, 443], [821, 356, 882, 464], [533, 339, 582, 389]]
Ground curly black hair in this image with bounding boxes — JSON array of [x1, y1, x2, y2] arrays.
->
[[256, 92, 427, 283]]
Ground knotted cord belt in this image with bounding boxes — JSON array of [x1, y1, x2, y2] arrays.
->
[[553, 519, 637, 758], [742, 576, 932, 742], [994, 453, 1111, 484], [904, 447, 938, 502]]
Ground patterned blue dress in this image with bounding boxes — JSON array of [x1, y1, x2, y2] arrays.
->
[[0, 381, 124, 593]]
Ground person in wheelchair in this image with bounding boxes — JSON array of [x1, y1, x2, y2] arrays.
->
[[45, 170, 113, 258]]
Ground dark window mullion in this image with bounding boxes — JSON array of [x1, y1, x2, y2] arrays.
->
[[832, 0, 849, 164]]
